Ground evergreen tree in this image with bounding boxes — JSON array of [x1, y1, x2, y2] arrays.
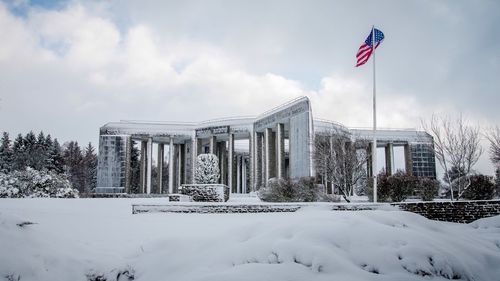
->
[[24, 131, 37, 169], [50, 138, 64, 173], [0, 132, 13, 172], [82, 142, 97, 193], [63, 141, 85, 193], [12, 133, 26, 170], [34, 131, 49, 170], [44, 134, 54, 169]]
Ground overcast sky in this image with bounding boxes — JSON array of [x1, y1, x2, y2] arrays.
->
[[0, 0, 499, 174]]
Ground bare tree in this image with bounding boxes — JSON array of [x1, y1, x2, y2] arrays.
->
[[313, 128, 369, 202], [422, 114, 482, 200], [485, 126, 500, 167]]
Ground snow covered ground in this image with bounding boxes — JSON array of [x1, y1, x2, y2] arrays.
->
[[1, 198, 500, 281]]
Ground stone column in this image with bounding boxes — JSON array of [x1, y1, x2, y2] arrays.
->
[[182, 143, 188, 184], [249, 132, 254, 192], [236, 155, 241, 193], [366, 142, 373, 178], [228, 133, 234, 192], [192, 138, 198, 183], [242, 157, 247, 193], [139, 140, 147, 193], [264, 128, 276, 184], [209, 136, 217, 154], [177, 144, 184, 191], [157, 143, 164, 194], [385, 143, 394, 175], [260, 132, 266, 186], [254, 131, 263, 190], [404, 143, 413, 176], [276, 123, 285, 179], [168, 138, 175, 194], [146, 138, 153, 194]]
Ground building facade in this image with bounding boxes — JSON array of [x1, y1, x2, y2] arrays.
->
[[96, 97, 436, 194]]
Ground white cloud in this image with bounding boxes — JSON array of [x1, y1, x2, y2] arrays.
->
[[0, 1, 497, 176], [309, 75, 421, 129]]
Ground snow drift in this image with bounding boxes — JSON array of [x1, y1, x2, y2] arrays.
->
[[0, 199, 499, 281]]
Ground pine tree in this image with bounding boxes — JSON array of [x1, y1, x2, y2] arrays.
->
[[44, 134, 54, 169], [50, 138, 64, 173], [0, 132, 13, 172], [24, 131, 37, 169], [34, 131, 49, 170], [12, 133, 26, 170], [82, 142, 97, 193], [63, 141, 85, 193]]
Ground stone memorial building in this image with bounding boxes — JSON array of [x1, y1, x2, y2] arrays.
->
[[96, 96, 436, 194]]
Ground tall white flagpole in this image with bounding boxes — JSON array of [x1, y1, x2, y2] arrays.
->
[[372, 25, 378, 203]]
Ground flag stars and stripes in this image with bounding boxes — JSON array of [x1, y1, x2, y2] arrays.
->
[[356, 28, 384, 67]]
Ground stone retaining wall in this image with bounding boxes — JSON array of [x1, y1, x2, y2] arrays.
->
[[131, 200, 500, 224], [392, 200, 500, 223], [82, 193, 170, 198], [132, 204, 301, 214]]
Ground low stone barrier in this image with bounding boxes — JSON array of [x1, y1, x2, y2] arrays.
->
[[331, 204, 383, 211], [132, 204, 302, 214], [167, 194, 192, 202], [82, 193, 170, 198], [392, 200, 500, 223], [131, 200, 500, 223]]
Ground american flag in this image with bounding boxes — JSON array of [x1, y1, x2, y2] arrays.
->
[[356, 28, 384, 67]]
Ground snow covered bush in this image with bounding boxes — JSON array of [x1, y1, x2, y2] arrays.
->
[[368, 171, 414, 202], [258, 177, 333, 202], [388, 171, 416, 202], [194, 154, 220, 184], [367, 172, 391, 202], [0, 172, 21, 198], [416, 177, 439, 201], [258, 178, 294, 202], [179, 184, 229, 202], [0, 168, 79, 198], [462, 174, 495, 200]]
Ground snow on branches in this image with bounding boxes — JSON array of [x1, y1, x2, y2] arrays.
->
[[0, 167, 79, 198], [194, 154, 220, 184]]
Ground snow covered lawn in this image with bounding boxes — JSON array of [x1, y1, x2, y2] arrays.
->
[[1, 198, 500, 281]]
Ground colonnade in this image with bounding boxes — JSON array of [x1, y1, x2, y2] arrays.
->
[[366, 142, 413, 177], [134, 133, 254, 194], [133, 136, 415, 194], [254, 123, 287, 188], [135, 138, 187, 194]]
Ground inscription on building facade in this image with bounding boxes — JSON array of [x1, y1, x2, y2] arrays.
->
[[196, 126, 230, 138], [254, 100, 309, 130]]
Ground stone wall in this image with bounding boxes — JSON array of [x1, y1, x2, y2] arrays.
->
[[82, 193, 169, 198], [392, 200, 500, 223], [132, 204, 301, 214], [130, 199, 500, 224]]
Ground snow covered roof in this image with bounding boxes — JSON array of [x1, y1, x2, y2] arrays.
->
[[99, 96, 432, 145]]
